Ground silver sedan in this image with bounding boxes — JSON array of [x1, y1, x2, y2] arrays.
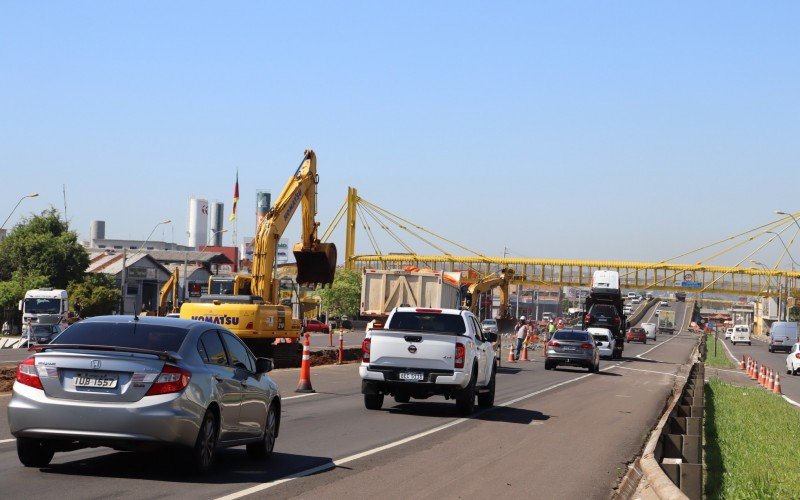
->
[[8, 315, 281, 474]]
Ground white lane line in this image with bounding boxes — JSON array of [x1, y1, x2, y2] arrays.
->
[[718, 334, 740, 364], [0, 438, 15, 444], [613, 366, 683, 378], [216, 367, 609, 499], [783, 395, 800, 408], [282, 393, 320, 401], [636, 331, 682, 359]]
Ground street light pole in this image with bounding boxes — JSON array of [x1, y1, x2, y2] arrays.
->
[[767, 226, 799, 321], [1, 193, 39, 231], [120, 219, 171, 315]]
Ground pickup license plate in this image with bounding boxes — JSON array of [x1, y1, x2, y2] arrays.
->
[[75, 373, 118, 388], [399, 372, 423, 381]]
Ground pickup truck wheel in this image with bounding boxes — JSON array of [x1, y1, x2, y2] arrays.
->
[[364, 393, 384, 410], [394, 394, 410, 404], [478, 365, 496, 409], [456, 372, 477, 416]]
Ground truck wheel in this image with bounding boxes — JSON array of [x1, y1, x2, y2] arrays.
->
[[478, 365, 496, 409], [456, 372, 477, 416], [394, 394, 410, 404], [364, 393, 384, 410]]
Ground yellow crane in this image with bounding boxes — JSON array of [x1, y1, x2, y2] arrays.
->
[[180, 150, 337, 366]]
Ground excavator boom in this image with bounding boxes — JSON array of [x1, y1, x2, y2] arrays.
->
[[467, 268, 514, 319]]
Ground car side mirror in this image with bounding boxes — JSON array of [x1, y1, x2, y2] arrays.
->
[[486, 332, 498, 342], [255, 357, 273, 374]]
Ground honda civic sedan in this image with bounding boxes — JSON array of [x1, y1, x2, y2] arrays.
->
[[8, 315, 281, 474]]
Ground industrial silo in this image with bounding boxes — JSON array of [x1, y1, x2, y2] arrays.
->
[[208, 201, 225, 246], [188, 197, 209, 248]]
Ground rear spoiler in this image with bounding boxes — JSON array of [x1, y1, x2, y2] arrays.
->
[[31, 344, 182, 363]]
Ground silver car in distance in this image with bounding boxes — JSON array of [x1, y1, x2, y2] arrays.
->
[[8, 315, 281, 474]]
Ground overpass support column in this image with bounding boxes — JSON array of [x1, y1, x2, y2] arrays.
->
[[345, 187, 357, 270]]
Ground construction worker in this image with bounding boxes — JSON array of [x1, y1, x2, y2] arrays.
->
[[547, 319, 556, 340], [515, 316, 528, 360]]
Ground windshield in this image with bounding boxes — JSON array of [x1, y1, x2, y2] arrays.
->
[[24, 298, 62, 314], [388, 312, 466, 334], [53, 322, 189, 352], [481, 320, 497, 326], [589, 305, 616, 316], [592, 334, 609, 342], [33, 325, 60, 334], [552, 330, 591, 342]]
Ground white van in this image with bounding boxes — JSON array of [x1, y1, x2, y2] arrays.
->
[[591, 270, 620, 291], [641, 322, 657, 340], [769, 321, 798, 353], [731, 325, 751, 346]]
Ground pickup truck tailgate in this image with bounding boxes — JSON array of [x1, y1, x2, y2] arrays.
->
[[369, 330, 456, 371]]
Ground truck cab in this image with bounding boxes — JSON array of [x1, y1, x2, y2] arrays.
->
[[19, 288, 69, 330]]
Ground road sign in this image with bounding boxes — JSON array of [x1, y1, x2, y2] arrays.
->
[[680, 281, 703, 288]]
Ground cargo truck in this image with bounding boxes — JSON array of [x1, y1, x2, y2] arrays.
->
[[583, 271, 626, 359], [658, 309, 676, 335], [360, 268, 462, 326]]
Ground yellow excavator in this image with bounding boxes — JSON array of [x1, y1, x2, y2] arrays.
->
[[158, 268, 180, 316], [180, 150, 337, 366], [464, 268, 515, 324]]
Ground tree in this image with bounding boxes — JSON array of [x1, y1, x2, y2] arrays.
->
[[0, 208, 89, 289], [68, 273, 121, 317], [0, 270, 49, 323], [316, 269, 361, 319]]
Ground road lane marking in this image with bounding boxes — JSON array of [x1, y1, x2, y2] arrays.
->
[[0, 438, 15, 444], [282, 393, 320, 401], [613, 366, 683, 378], [783, 395, 800, 409], [636, 330, 682, 359], [217, 366, 612, 499], [718, 335, 740, 364]]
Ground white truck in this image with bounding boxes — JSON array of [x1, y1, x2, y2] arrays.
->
[[360, 306, 496, 415], [19, 288, 69, 330], [360, 268, 462, 323]]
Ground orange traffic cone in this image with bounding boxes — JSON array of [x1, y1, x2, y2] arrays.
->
[[749, 361, 757, 380], [520, 343, 529, 361], [758, 365, 765, 386], [773, 373, 782, 395], [507, 343, 516, 363], [740, 355, 746, 370], [295, 333, 315, 393], [767, 369, 775, 391]]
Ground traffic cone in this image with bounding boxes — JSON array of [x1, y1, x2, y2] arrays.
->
[[749, 361, 756, 380], [507, 343, 516, 363], [739, 355, 745, 370], [773, 373, 782, 395], [295, 333, 315, 393], [520, 343, 529, 361], [767, 369, 775, 391], [758, 365, 765, 386]]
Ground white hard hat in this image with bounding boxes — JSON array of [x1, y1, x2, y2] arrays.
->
[[520, 315, 526, 320]]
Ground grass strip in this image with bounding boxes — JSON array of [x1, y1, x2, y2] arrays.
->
[[704, 333, 736, 369], [705, 378, 800, 498]]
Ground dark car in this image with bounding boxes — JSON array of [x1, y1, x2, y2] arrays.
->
[[585, 304, 622, 330], [304, 319, 330, 334], [545, 329, 600, 372], [626, 327, 647, 344], [31, 324, 62, 344]]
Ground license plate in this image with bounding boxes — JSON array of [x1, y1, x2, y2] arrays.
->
[[399, 372, 423, 381], [75, 373, 118, 388], [563, 347, 577, 351]]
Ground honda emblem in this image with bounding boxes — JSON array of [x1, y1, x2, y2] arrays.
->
[[91, 359, 101, 369]]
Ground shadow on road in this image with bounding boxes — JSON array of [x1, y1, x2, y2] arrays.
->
[[386, 401, 550, 425], [39, 449, 333, 485], [475, 407, 550, 425]]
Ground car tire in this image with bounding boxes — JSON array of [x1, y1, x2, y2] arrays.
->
[[643, 339, 647, 345], [247, 403, 278, 459], [478, 364, 496, 409], [544, 360, 554, 370], [748, 342, 752, 346], [191, 410, 218, 475], [394, 394, 410, 404], [17, 437, 54, 468], [455, 370, 477, 416], [364, 393, 384, 410]]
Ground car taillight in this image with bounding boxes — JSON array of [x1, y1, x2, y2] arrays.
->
[[795, 353, 800, 359], [362, 338, 371, 362], [145, 364, 191, 396], [547, 340, 560, 347], [16, 357, 44, 390], [455, 342, 466, 369], [585, 314, 591, 323], [580, 343, 593, 350]]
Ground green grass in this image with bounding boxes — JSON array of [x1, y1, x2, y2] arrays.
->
[[705, 378, 800, 499], [705, 333, 736, 369]]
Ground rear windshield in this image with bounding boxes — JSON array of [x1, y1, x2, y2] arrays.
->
[[629, 328, 644, 334], [52, 322, 189, 352], [553, 330, 591, 342], [388, 312, 466, 334], [589, 305, 616, 316], [592, 334, 609, 342]]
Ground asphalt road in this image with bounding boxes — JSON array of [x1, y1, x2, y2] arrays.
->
[[715, 332, 800, 405], [0, 302, 698, 499]]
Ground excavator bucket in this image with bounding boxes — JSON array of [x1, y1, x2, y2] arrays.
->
[[294, 242, 337, 286]]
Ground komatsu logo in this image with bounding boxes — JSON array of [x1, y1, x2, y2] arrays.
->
[[283, 189, 302, 222], [191, 315, 240, 326]]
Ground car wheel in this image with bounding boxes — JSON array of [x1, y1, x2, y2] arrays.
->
[[191, 410, 218, 474], [394, 394, 410, 404], [17, 437, 54, 468], [544, 360, 553, 370], [769, 347, 774, 353], [455, 370, 477, 416], [478, 364, 496, 409], [247, 402, 278, 459], [643, 339, 647, 345], [748, 342, 752, 346], [364, 393, 384, 410]]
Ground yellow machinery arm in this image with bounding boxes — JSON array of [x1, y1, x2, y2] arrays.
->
[[158, 268, 180, 315], [251, 150, 337, 303], [467, 268, 514, 319]]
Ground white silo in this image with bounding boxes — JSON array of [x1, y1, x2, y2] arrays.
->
[[188, 197, 209, 248], [208, 201, 225, 246], [89, 220, 105, 247]]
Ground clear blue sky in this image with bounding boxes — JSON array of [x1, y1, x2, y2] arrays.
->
[[2, 2, 799, 268]]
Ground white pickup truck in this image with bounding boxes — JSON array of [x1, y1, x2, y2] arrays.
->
[[360, 307, 497, 415]]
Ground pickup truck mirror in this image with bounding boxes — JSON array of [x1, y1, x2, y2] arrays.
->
[[486, 332, 498, 342]]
